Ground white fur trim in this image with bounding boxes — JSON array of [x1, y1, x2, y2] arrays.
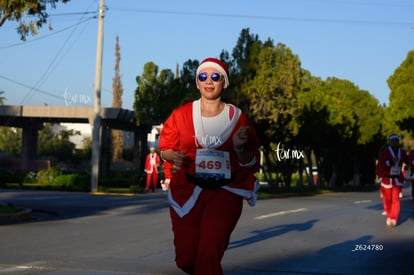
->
[[239, 156, 257, 168], [192, 99, 241, 149], [169, 180, 260, 218], [168, 186, 203, 218], [196, 61, 229, 88], [221, 180, 260, 207], [381, 182, 392, 189]]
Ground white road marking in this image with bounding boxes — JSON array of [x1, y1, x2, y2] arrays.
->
[[255, 208, 308, 220], [0, 261, 49, 273], [354, 200, 372, 204]]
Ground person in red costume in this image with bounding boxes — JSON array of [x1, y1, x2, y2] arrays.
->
[[376, 134, 408, 227], [158, 57, 260, 275], [144, 147, 161, 192], [407, 149, 414, 200]]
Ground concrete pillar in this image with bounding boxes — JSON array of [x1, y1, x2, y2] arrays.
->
[[100, 125, 111, 177], [133, 130, 140, 168], [21, 121, 43, 161]]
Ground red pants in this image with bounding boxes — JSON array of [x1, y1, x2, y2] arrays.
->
[[380, 186, 386, 212], [145, 172, 158, 191], [170, 189, 243, 275], [382, 184, 402, 223]]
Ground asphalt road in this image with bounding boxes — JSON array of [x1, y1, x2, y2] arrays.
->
[[1, 186, 413, 275]]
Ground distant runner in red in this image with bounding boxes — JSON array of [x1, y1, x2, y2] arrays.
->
[[159, 57, 260, 275], [376, 134, 408, 227], [407, 149, 414, 200], [144, 147, 161, 192]]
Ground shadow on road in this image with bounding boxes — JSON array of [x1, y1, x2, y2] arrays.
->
[[229, 219, 318, 249], [0, 189, 170, 224], [227, 235, 414, 274]]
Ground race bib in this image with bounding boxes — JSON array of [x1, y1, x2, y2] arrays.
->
[[390, 166, 401, 177], [195, 149, 231, 179]]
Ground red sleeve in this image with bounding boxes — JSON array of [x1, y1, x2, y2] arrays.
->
[[163, 161, 173, 179], [243, 114, 260, 172], [230, 112, 260, 173], [376, 148, 388, 177], [158, 109, 180, 151], [159, 102, 194, 154]]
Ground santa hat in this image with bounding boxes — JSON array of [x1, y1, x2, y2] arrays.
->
[[196, 57, 229, 88], [389, 134, 399, 141]]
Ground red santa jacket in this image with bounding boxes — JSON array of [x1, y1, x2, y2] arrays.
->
[[159, 99, 260, 217], [376, 146, 408, 187], [144, 152, 160, 174]]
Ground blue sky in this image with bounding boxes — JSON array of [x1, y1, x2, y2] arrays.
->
[[1, 0, 413, 110]]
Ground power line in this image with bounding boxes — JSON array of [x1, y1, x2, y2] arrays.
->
[[16, 14, 95, 105], [1, 0, 99, 105], [0, 75, 65, 102], [0, 16, 96, 50], [290, 0, 414, 8], [49, 11, 97, 17], [110, 8, 413, 28]]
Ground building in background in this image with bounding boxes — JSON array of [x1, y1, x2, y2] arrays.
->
[[147, 124, 163, 150]]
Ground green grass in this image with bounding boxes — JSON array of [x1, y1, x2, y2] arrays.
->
[[2, 183, 142, 194]]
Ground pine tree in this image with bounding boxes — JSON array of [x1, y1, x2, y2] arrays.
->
[[111, 35, 124, 160]]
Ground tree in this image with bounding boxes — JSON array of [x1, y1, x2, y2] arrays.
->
[[0, 0, 70, 41], [0, 127, 21, 155], [111, 34, 123, 161], [296, 73, 328, 188], [298, 77, 383, 188], [130, 27, 387, 191], [132, 59, 200, 175], [240, 39, 303, 190], [178, 59, 201, 104], [387, 50, 414, 134], [134, 62, 180, 125], [227, 28, 262, 110], [133, 62, 173, 175], [38, 123, 79, 161], [0, 90, 5, 104]]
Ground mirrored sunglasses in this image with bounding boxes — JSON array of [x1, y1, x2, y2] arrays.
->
[[198, 72, 223, 82]]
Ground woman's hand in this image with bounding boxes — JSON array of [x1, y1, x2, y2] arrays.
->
[[171, 151, 186, 169], [232, 126, 249, 151], [232, 126, 256, 166], [162, 149, 186, 169]]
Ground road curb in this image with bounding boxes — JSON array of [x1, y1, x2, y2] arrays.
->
[[0, 208, 32, 224]]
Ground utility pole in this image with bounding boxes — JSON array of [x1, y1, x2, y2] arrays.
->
[[91, 0, 105, 192]]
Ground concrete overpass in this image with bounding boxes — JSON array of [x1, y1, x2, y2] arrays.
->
[[0, 105, 138, 129], [0, 105, 142, 174]]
